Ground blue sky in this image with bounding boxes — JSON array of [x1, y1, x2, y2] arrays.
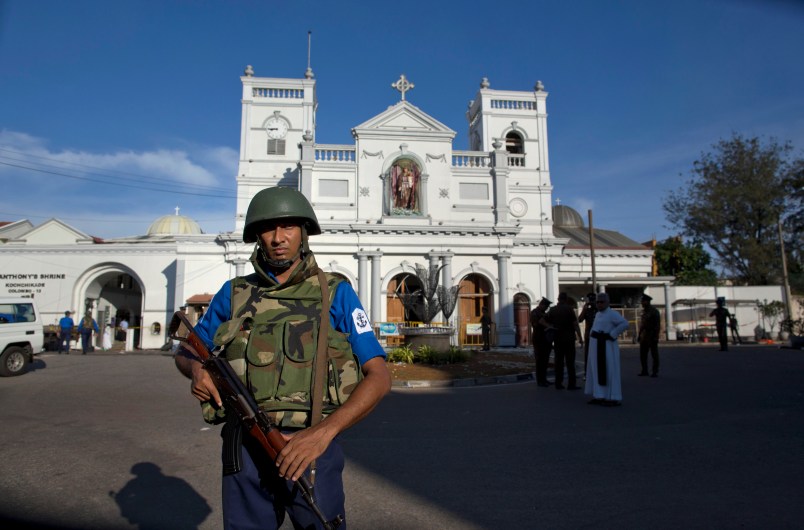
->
[[1, 0, 803, 242]]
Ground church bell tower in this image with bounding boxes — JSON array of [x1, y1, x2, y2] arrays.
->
[[234, 64, 317, 233]]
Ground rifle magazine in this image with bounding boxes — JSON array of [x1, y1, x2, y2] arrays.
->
[[221, 417, 243, 475]]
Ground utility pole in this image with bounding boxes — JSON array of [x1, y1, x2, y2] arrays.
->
[[588, 210, 597, 293], [778, 219, 793, 322]]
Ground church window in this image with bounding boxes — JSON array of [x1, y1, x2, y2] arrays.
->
[[267, 139, 286, 155], [505, 132, 524, 154]]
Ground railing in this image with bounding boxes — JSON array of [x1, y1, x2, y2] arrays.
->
[[252, 87, 304, 99], [452, 151, 491, 168], [507, 153, 525, 167], [375, 321, 425, 348], [490, 99, 535, 110], [314, 146, 356, 163], [376, 321, 459, 348], [459, 322, 496, 348]]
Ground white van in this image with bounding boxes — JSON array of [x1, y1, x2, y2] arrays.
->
[[0, 297, 44, 376]]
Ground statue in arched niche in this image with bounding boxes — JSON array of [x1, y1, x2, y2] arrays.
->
[[390, 159, 421, 214]]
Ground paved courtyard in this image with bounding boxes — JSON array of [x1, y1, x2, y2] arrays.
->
[[1, 343, 802, 529]]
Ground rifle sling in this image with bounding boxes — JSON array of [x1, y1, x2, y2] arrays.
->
[[309, 269, 332, 484]]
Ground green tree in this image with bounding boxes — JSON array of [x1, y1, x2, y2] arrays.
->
[[654, 236, 718, 285], [782, 159, 803, 292], [663, 134, 802, 285]]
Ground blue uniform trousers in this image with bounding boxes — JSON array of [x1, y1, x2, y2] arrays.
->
[[222, 430, 346, 530], [81, 330, 94, 353], [59, 329, 72, 353]]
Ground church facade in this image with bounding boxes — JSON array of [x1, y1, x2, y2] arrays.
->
[[0, 67, 667, 349]]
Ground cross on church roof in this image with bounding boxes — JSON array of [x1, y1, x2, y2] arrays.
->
[[391, 74, 414, 101], [555, 198, 561, 206], [175, 206, 180, 216]]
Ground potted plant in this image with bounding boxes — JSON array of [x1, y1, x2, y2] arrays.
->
[[781, 306, 804, 350]]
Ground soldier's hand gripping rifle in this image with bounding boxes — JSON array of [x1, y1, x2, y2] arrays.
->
[[169, 311, 344, 530]]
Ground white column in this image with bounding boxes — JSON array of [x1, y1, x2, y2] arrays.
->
[[544, 261, 556, 302], [441, 252, 454, 328], [369, 252, 383, 324], [299, 133, 315, 199], [497, 251, 514, 346], [441, 252, 453, 291], [491, 140, 510, 224], [233, 259, 248, 278], [427, 253, 442, 323], [664, 283, 674, 341], [419, 173, 429, 216], [174, 258, 187, 316], [357, 252, 369, 305]]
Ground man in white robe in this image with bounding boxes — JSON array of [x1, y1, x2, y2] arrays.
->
[[584, 292, 629, 406]]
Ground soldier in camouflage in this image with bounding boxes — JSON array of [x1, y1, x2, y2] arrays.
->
[[175, 187, 391, 529]]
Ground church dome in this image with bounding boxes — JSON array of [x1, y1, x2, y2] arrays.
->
[[146, 210, 203, 236], [552, 205, 584, 228]]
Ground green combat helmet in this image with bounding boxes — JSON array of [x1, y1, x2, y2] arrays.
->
[[243, 187, 321, 243]]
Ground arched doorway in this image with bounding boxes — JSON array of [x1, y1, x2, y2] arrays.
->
[[386, 273, 424, 323], [385, 273, 424, 347], [458, 274, 493, 347], [77, 267, 143, 350], [514, 293, 531, 347]]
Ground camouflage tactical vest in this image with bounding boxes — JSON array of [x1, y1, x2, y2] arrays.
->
[[204, 253, 362, 428]]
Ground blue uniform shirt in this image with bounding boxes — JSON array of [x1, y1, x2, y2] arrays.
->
[[59, 316, 74, 330], [195, 279, 386, 367]]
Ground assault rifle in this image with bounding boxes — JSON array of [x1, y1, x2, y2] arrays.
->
[[168, 311, 343, 529]]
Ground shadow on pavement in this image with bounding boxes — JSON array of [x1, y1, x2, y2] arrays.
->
[[109, 462, 212, 530]]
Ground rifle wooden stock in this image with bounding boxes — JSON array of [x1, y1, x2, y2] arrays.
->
[[169, 311, 343, 529]]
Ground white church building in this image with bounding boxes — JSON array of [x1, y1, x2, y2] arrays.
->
[[1, 67, 675, 350]]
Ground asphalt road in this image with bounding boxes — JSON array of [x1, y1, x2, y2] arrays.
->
[[1, 344, 802, 529]]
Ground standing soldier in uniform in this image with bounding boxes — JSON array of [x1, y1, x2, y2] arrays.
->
[[480, 306, 493, 351], [638, 294, 661, 377], [530, 297, 553, 387], [78, 312, 100, 355], [174, 187, 391, 529], [709, 297, 732, 352], [547, 292, 584, 390]]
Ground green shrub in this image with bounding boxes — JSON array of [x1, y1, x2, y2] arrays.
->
[[416, 345, 470, 365], [446, 346, 470, 363], [415, 345, 436, 364], [387, 345, 414, 364], [388, 344, 471, 365]]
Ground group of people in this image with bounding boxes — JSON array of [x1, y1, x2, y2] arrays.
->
[[531, 291, 663, 407], [56, 311, 121, 354], [531, 293, 584, 390]]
